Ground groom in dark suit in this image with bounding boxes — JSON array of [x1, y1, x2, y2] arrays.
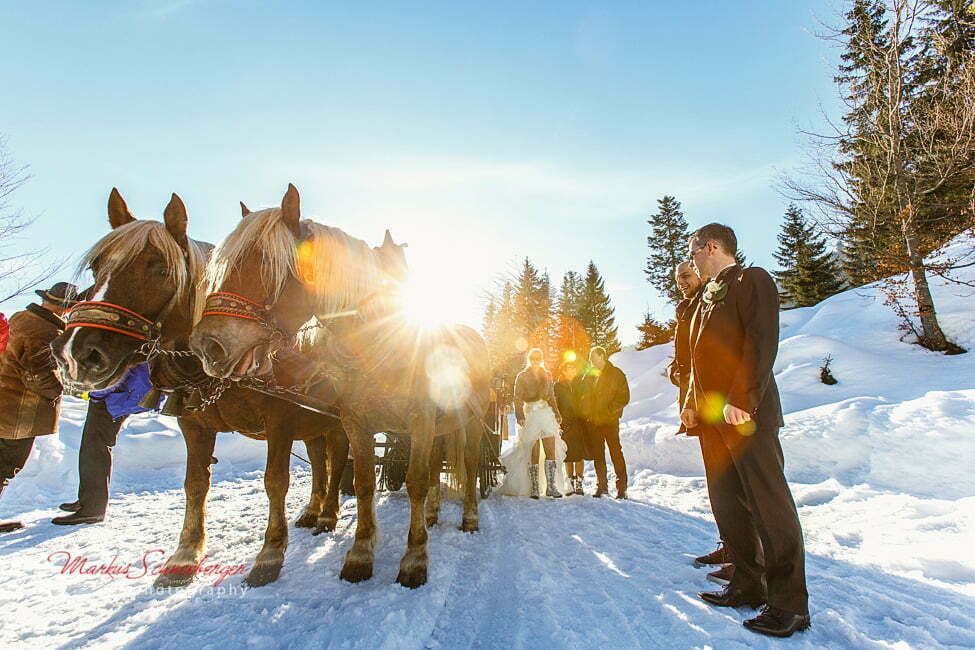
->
[[680, 223, 809, 638]]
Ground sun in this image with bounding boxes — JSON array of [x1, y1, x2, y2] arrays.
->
[[394, 273, 457, 330]]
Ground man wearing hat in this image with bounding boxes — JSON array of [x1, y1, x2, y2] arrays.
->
[[0, 282, 79, 533]]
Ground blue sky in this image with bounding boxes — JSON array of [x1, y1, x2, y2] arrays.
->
[[1, 0, 842, 343]]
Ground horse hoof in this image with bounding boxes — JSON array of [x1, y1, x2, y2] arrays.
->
[[396, 566, 428, 589], [153, 570, 195, 589], [425, 515, 439, 528], [339, 561, 373, 583], [313, 516, 337, 535], [295, 512, 319, 528], [245, 562, 283, 587], [460, 520, 479, 533]]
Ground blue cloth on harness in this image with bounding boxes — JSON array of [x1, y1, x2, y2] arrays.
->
[[89, 363, 159, 420]]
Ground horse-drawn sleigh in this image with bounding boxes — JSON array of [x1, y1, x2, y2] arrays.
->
[[52, 184, 506, 590]]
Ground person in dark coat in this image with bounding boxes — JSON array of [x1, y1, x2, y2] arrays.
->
[[0, 282, 78, 533], [669, 261, 734, 585], [53, 362, 159, 525], [669, 261, 704, 424], [583, 346, 630, 499], [554, 358, 589, 495], [681, 223, 809, 638]]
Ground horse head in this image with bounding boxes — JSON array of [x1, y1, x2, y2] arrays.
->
[[52, 188, 207, 390], [192, 184, 324, 379]]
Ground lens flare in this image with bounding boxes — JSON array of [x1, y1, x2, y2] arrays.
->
[[425, 344, 472, 411], [701, 391, 727, 425], [736, 420, 757, 436], [395, 274, 456, 330]]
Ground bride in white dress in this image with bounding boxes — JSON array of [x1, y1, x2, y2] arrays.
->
[[498, 348, 568, 499]]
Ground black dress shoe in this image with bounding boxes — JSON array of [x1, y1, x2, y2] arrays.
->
[[743, 606, 810, 638], [59, 501, 82, 512], [699, 585, 766, 608], [52, 512, 104, 526]]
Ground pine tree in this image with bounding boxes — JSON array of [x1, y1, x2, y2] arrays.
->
[[635, 312, 676, 350], [644, 195, 690, 304], [504, 258, 556, 367], [833, 0, 905, 285], [909, 0, 975, 244], [773, 205, 846, 307], [553, 270, 589, 362], [578, 261, 621, 355]]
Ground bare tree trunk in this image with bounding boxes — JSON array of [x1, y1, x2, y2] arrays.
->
[[901, 205, 950, 349], [888, 1, 952, 352]]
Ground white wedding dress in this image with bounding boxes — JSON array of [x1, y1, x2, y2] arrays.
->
[[498, 400, 568, 497]]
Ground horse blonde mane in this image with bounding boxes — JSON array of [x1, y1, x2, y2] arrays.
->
[[79, 220, 210, 321], [207, 208, 389, 320]]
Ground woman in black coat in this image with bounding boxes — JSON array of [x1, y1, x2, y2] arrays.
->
[[554, 359, 588, 495]]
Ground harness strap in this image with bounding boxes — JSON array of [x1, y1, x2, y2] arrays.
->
[[66, 301, 156, 341], [201, 291, 274, 325]]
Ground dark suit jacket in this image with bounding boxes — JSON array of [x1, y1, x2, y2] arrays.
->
[[684, 265, 784, 434], [669, 289, 702, 434], [668, 289, 702, 405]]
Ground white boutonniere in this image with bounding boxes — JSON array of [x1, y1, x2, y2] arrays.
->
[[702, 279, 728, 304]]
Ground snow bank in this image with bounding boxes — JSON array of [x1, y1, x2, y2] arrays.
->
[[2, 397, 273, 509], [616, 231, 975, 499]]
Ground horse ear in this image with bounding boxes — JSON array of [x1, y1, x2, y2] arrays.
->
[[383, 229, 395, 246], [163, 193, 189, 248], [281, 183, 301, 236], [108, 188, 135, 229], [240, 201, 251, 217]]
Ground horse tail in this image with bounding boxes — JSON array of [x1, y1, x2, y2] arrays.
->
[[444, 419, 467, 496]]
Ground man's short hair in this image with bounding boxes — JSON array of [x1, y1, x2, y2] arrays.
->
[[691, 223, 737, 255], [589, 346, 606, 359]]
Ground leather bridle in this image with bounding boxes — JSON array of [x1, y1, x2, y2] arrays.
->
[[200, 290, 287, 341], [65, 289, 181, 344]]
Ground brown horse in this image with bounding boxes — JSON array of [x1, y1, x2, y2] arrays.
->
[[192, 184, 491, 588], [51, 188, 349, 587]]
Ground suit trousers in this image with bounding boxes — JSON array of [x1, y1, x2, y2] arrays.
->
[[0, 437, 35, 487], [588, 420, 627, 492], [77, 400, 126, 516], [698, 422, 808, 615]]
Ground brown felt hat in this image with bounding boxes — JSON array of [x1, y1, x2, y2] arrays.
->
[[34, 282, 83, 308]]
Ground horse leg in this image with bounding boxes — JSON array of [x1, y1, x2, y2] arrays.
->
[[155, 420, 216, 588], [340, 426, 377, 583], [425, 435, 443, 527], [296, 435, 326, 528], [461, 419, 481, 533], [316, 426, 349, 534], [245, 430, 292, 587], [397, 413, 434, 588]]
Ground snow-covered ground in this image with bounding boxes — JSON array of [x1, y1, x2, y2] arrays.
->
[[2, 234, 975, 648]]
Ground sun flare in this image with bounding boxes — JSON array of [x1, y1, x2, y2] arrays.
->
[[395, 273, 457, 330]]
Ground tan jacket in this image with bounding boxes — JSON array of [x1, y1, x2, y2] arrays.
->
[[0, 305, 65, 439], [513, 367, 561, 422]]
